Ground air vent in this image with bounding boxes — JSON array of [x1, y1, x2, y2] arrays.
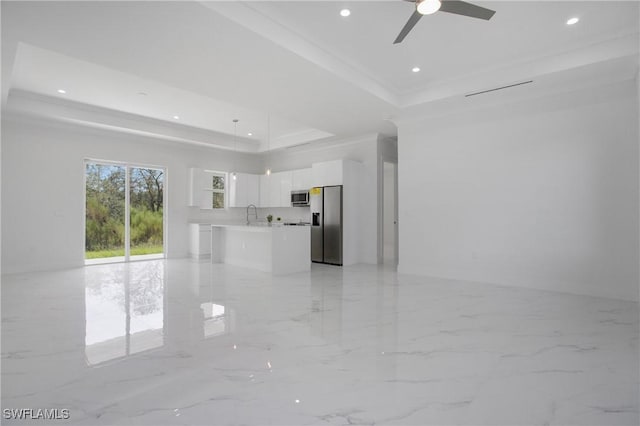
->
[[465, 80, 533, 97], [285, 142, 312, 150]]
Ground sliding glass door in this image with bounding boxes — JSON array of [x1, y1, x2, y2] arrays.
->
[[85, 161, 164, 263], [85, 163, 126, 260], [129, 167, 164, 258]]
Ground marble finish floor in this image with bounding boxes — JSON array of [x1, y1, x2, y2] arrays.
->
[[1, 259, 638, 425]]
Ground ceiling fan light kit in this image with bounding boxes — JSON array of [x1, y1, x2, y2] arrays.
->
[[417, 0, 441, 15], [394, 0, 496, 44]]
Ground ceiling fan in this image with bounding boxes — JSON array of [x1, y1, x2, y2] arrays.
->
[[394, 0, 496, 44]]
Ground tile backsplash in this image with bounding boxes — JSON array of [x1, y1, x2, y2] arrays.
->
[[261, 207, 310, 224]]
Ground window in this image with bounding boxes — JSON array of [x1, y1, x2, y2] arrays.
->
[[210, 172, 226, 209], [188, 169, 227, 210]]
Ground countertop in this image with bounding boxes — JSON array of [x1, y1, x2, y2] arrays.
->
[[210, 223, 309, 232]]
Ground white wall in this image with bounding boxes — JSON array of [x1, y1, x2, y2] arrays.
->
[[398, 80, 639, 301], [264, 135, 379, 264], [1, 115, 262, 274], [379, 137, 398, 163]]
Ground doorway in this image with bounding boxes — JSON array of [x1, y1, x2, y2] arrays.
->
[[84, 160, 165, 263], [383, 161, 398, 264]]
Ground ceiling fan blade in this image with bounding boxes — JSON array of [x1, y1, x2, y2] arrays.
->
[[438, 0, 495, 20], [393, 10, 423, 44]]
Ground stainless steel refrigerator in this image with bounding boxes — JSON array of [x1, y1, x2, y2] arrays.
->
[[310, 185, 343, 265]]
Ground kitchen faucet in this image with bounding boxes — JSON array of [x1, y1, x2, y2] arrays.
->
[[246, 204, 258, 225]]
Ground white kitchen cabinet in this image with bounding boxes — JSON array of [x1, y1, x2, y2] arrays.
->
[[229, 173, 260, 208], [188, 168, 213, 209], [189, 223, 211, 259], [246, 174, 260, 206], [188, 168, 203, 207], [291, 168, 312, 191], [259, 174, 270, 208], [278, 171, 292, 206], [268, 172, 281, 207], [211, 224, 310, 274], [259, 172, 293, 208], [312, 160, 343, 187], [228, 174, 244, 208]]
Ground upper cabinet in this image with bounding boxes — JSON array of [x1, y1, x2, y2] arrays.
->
[[268, 173, 281, 207], [229, 173, 260, 208], [259, 171, 294, 208], [188, 167, 202, 207], [188, 168, 227, 209], [189, 164, 334, 209], [291, 168, 312, 191], [259, 174, 270, 208], [188, 168, 213, 209], [278, 171, 292, 206], [246, 174, 260, 207], [312, 160, 344, 187]]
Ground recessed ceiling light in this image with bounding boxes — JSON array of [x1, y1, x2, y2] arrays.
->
[[340, 9, 351, 17], [57, 89, 66, 94], [248, 132, 253, 136], [173, 115, 180, 120], [412, 67, 421, 73], [566, 17, 579, 25]]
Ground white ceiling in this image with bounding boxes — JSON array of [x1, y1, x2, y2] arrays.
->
[[1, 1, 638, 151], [245, 1, 638, 96], [10, 43, 333, 151]]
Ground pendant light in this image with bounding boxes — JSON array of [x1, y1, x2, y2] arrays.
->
[[232, 119, 238, 180], [265, 113, 271, 176]]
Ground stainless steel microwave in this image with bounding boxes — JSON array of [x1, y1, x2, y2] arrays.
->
[[291, 190, 310, 207]]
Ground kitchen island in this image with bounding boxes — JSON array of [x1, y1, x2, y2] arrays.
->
[[211, 224, 310, 275]]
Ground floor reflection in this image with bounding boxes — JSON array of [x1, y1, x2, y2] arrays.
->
[[2, 260, 637, 425], [201, 302, 227, 338], [309, 267, 343, 344], [85, 262, 165, 365]]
